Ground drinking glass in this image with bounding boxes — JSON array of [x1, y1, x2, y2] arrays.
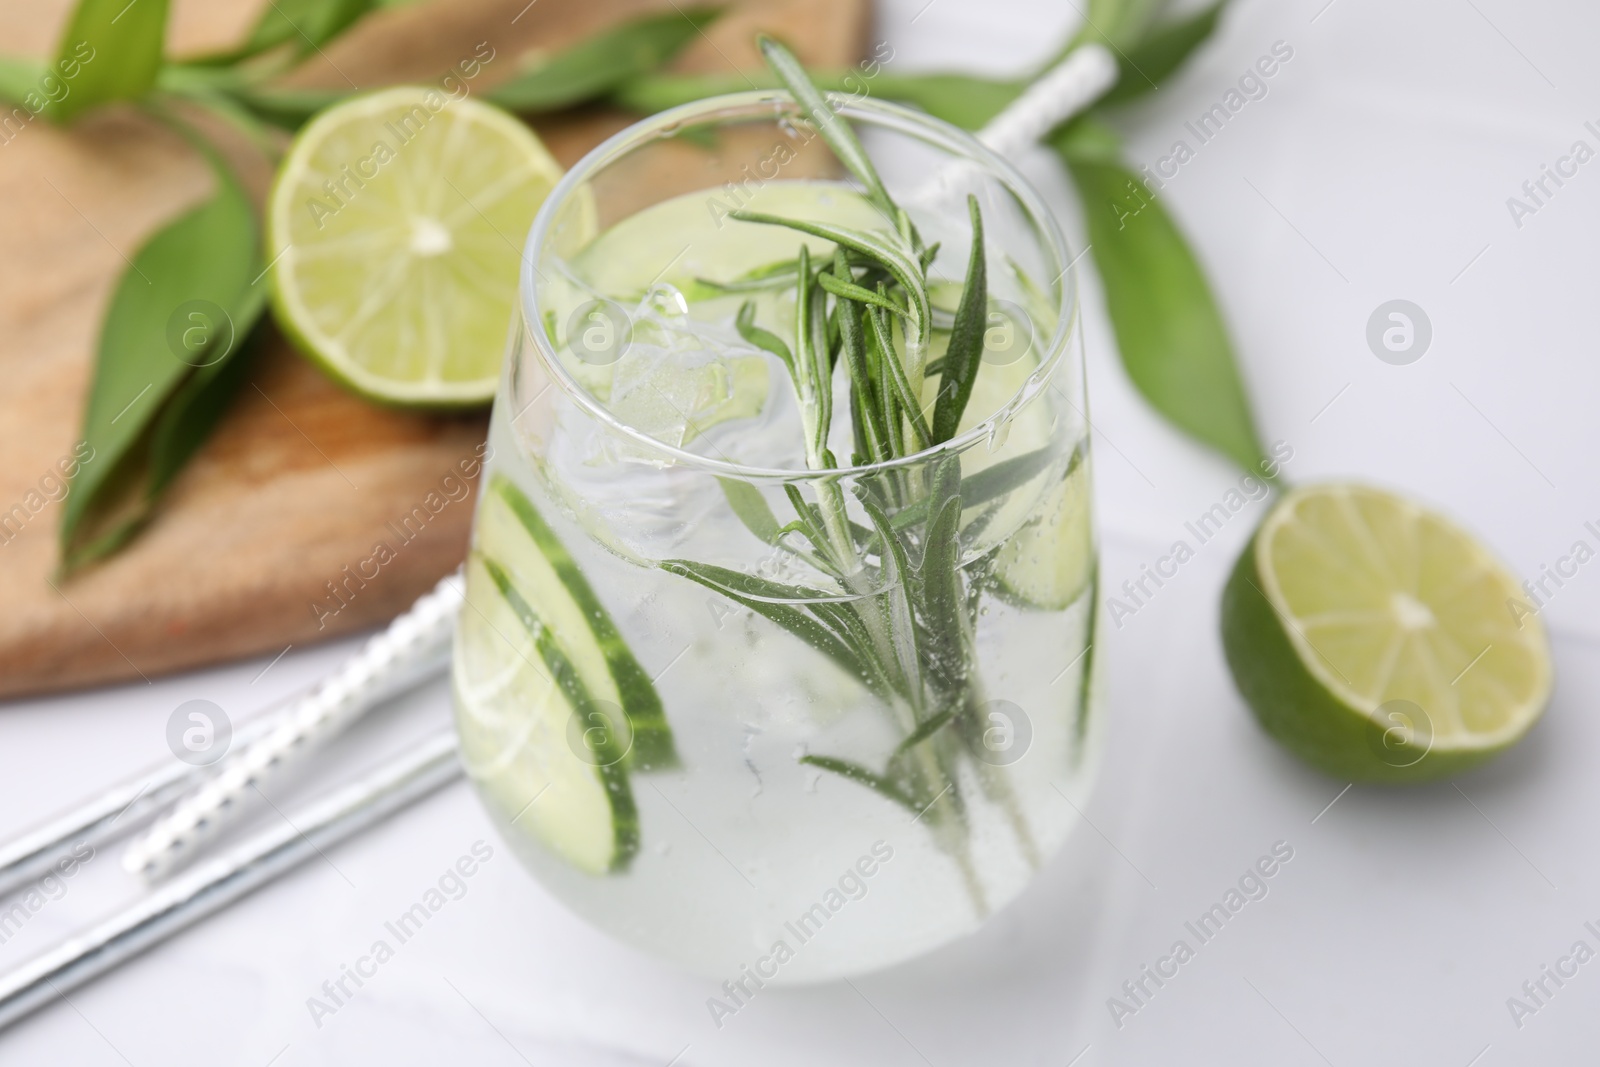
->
[[453, 90, 1100, 983]]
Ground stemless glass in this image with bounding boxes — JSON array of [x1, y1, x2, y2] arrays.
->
[[452, 91, 1100, 984]]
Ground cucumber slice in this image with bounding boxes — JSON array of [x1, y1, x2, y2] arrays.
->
[[457, 554, 639, 874], [994, 450, 1093, 610], [479, 474, 676, 768]]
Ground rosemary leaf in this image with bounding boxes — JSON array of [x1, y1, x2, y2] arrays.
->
[[696, 251, 878, 298], [885, 442, 1070, 531], [892, 707, 957, 761], [782, 483, 828, 544], [798, 755, 919, 813], [698, 265, 800, 295], [931, 196, 988, 444], [817, 271, 908, 317], [734, 300, 797, 380], [792, 245, 828, 465], [831, 255, 891, 461], [810, 601, 903, 702], [808, 275, 833, 454], [659, 560, 867, 681], [756, 34, 895, 218], [871, 310, 906, 456], [860, 497, 925, 691], [716, 477, 783, 545], [728, 209, 930, 379], [917, 494, 971, 693], [868, 302, 931, 450], [848, 382, 871, 465]]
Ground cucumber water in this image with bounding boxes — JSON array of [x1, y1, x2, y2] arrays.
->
[[453, 176, 1100, 983]]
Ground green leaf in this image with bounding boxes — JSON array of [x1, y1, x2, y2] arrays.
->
[[46, 0, 169, 123], [244, 0, 375, 59], [756, 34, 894, 218], [489, 7, 720, 113], [1054, 120, 1271, 478], [612, 69, 771, 112], [931, 196, 987, 444], [145, 290, 264, 490], [866, 73, 1022, 132], [614, 15, 1226, 138], [616, 67, 1023, 134], [60, 145, 262, 573], [218, 84, 346, 129], [0, 55, 43, 107], [1070, 0, 1168, 53], [1098, 0, 1229, 108], [716, 477, 783, 545]]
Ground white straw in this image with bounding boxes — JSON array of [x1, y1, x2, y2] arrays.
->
[[908, 43, 1118, 211], [122, 570, 463, 881], [977, 43, 1118, 158]]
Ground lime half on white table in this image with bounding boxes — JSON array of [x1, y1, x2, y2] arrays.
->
[[1223, 483, 1552, 783]]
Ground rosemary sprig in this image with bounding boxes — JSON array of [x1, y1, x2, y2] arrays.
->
[[657, 37, 1074, 914]]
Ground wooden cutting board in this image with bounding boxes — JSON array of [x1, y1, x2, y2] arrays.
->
[[0, 0, 867, 699]]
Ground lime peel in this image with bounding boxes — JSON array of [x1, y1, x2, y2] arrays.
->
[[1222, 482, 1552, 783], [267, 87, 566, 408]]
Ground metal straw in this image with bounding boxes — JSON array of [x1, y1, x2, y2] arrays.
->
[[0, 729, 461, 1032], [0, 712, 284, 900]]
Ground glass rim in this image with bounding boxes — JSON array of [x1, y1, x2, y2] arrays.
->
[[519, 89, 1080, 483]]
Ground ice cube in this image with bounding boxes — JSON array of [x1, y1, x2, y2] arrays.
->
[[605, 285, 772, 449]]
